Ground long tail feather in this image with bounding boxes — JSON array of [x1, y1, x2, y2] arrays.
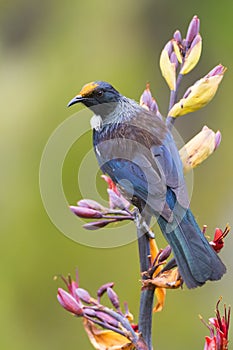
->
[[157, 189, 226, 288]]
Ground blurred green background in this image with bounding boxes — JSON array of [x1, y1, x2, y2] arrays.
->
[[1, 0, 233, 349]]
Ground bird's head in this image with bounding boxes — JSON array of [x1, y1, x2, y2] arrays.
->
[[67, 81, 122, 117]]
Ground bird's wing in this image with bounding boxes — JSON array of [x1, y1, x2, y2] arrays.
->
[[95, 133, 172, 220], [93, 109, 189, 219], [128, 110, 190, 210], [151, 132, 190, 209]]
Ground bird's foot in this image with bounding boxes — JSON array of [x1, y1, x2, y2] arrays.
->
[[132, 209, 155, 239]]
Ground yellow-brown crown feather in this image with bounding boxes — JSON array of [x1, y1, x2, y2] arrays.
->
[[79, 82, 99, 97]]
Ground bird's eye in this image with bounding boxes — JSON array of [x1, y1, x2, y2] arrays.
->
[[96, 90, 104, 97]]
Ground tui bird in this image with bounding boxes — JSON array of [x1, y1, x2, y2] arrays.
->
[[68, 81, 226, 288]]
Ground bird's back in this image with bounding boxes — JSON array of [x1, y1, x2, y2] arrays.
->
[[92, 102, 188, 220]]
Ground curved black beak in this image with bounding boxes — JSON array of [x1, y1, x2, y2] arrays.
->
[[67, 95, 84, 107]]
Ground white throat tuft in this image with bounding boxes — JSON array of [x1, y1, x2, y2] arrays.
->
[[90, 115, 103, 131]]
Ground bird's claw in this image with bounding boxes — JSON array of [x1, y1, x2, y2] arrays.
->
[[132, 209, 155, 239]]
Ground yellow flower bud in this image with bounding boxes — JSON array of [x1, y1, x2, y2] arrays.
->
[[168, 65, 226, 117], [159, 41, 176, 91], [180, 34, 202, 74], [172, 39, 183, 64], [179, 126, 221, 173]]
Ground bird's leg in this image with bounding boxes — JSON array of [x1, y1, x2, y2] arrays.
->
[[132, 208, 154, 239]]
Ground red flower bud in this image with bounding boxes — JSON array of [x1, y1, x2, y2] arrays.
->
[[101, 175, 120, 194], [210, 226, 230, 253], [57, 288, 83, 315], [70, 206, 103, 218], [202, 298, 231, 350]]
